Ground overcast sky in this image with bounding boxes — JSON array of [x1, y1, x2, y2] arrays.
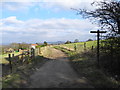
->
[[0, 0, 102, 44]]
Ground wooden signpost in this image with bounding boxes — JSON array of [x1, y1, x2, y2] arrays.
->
[[90, 30, 107, 67]]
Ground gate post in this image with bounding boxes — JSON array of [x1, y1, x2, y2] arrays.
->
[[8, 54, 12, 73], [84, 42, 86, 51]]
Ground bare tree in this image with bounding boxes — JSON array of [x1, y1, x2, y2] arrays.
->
[[72, 0, 120, 77], [72, 0, 120, 35]]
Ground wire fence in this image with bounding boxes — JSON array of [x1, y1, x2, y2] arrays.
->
[[58, 41, 97, 53]]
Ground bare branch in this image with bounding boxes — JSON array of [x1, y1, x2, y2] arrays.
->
[[72, 0, 120, 35]]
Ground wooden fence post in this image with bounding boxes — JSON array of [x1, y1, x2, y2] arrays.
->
[[91, 46, 93, 51], [12, 54, 15, 65], [12, 54, 14, 57], [8, 54, 12, 73], [31, 48, 33, 59], [21, 53, 24, 64], [84, 42, 86, 51], [33, 49, 35, 60], [31, 48, 35, 61], [24, 53, 27, 63], [27, 51, 30, 63], [39, 47, 41, 54], [74, 44, 77, 52]]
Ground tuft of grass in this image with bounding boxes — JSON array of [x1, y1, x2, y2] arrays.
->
[[2, 74, 21, 88]]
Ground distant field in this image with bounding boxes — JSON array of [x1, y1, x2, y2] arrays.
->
[[56, 40, 97, 52], [0, 52, 21, 64]]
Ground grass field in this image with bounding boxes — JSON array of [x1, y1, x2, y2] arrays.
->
[[57, 41, 97, 52], [0, 52, 21, 64]]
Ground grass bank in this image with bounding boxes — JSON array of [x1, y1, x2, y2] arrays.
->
[[1, 47, 50, 88], [59, 41, 97, 52], [53, 46, 119, 88]]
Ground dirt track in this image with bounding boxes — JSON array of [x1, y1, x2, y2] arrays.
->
[[29, 46, 93, 88]]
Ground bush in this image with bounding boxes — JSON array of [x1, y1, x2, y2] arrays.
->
[[44, 41, 48, 46], [87, 39, 93, 41], [100, 37, 120, 79], [65, 40, 72, 44]]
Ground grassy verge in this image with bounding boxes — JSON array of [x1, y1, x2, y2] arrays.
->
[[2, 54, 49, 88], [53, 46, 119, 88]]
